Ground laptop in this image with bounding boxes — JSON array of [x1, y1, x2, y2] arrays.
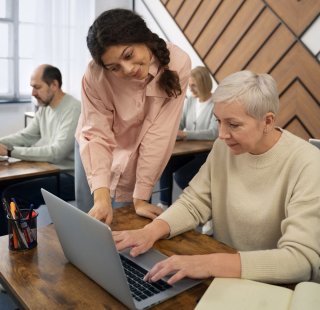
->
[[41, 189, 201, 310]]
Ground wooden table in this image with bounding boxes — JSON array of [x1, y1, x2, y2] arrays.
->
[[0, 161, 60, 182], [0, 206, 236, 310], [172, 140, 213, 157], [0, 160, 61, 199]]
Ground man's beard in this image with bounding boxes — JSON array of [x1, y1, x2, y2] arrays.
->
[[36, 94, 54, 107]]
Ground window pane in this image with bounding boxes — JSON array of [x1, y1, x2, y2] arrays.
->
[[0, 59, 13, 96], [19, 0, 37, 22], [0, 23, 9, 57], [0, 0, 12, 19], [19, 24, 36, 58], [19, 59, 33, 96]]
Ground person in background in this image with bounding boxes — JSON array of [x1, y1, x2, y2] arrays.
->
[[113, 70, 320, 285], [158, 66, 218, 208], [75, 9, 191, 224], [0, 64, 80, 235]]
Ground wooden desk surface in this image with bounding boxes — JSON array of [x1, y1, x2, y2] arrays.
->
[[0, 161, 60, 182], [0, 206, 236, 310], [172, 140, 213, 156]]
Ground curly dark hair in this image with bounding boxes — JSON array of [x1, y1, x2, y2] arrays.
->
[[87, 9, 181, 97]]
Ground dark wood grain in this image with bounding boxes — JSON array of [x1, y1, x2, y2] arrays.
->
[[0, 161, 60, 181], [172, 140, 213, 157], [0, 206, 236, 310]]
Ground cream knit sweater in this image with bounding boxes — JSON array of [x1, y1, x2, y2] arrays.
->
[[158, 129, 320, 284]]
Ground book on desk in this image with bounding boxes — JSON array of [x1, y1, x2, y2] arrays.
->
[[0, 156, 21, 163], [195, 278, 320, 310]]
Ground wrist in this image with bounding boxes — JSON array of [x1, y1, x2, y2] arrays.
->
[[94, 187, 110, 203], [133, 198, 147, 209], [144, 219, 170, 240]]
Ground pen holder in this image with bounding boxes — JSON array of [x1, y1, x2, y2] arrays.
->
[[7, 209, 38, 251]]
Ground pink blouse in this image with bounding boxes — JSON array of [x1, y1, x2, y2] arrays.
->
[[76, 43, 191, 202]]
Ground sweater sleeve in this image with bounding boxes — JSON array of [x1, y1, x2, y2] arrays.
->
[[77, 67, 116, 192], [157, 148, 214, 235], [0, 114, 41, 148], [10, 103, 80, 163], [240, 151, 320, 284], [133, 52, 192, 200]]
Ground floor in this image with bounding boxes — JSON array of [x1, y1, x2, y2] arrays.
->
[[0, 181, 183, 309]]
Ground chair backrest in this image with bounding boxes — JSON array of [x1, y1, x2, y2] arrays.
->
[[309, 139, 320, 149]]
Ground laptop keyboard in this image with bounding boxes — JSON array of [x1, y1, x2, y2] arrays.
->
[[120, 254, 172, 302]]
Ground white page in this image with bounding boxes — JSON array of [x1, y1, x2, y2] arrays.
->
[[289, 282, 320, 310], [195, 278, 293, 310]]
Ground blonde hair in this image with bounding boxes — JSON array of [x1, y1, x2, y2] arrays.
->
[[212, 70, 279, 119], [191, 66, 213, 97]]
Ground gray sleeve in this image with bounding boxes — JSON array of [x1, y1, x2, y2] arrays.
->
[[11, 104, 80, 163], [0, 114, 41, 148]]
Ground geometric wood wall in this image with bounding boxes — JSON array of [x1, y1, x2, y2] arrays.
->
[[161, 0, 320, 140]]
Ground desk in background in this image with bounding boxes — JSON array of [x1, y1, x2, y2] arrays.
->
[[0, 160, 60, 195], [0, 206, 236, 310], [172, 140, 213, 157]]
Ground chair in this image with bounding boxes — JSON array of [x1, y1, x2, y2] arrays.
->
[[309, 139, 320, 149]]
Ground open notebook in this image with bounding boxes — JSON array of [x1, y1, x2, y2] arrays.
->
[[0, 156, 21, 163], [195, 278, 320, 310]]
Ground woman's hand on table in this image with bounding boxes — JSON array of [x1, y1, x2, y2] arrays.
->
[[88, 188, 113, 225], [133, 198, 163, 220]]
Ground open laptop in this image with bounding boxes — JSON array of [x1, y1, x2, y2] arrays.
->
[[41, 189, 201, 310]]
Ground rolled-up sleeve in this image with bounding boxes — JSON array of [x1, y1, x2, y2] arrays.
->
[[77, 65, 116, 192]]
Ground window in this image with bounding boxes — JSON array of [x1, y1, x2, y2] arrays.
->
[[0, 0, 95, 103]]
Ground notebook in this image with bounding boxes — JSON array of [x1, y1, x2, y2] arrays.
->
[[41, 189, 201, 310], [195, 278, 320, 310]]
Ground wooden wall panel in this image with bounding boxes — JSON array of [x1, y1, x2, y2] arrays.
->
[[175, 0, 202, 29], [161, 0, 320, 139], [215, 8, 279, 81], [246, 25, 295, 73], [204, 0, 264, 74], [194, 0, 243, 57], [166, 0, 184, 16], [265, 0, 320, 36], [184, 0, 221, 43]]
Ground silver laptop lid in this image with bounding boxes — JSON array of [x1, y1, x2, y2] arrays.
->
[[41, 189, 136, 309]]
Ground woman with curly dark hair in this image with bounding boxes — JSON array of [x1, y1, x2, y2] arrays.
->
[[76, 9, 191, 224]]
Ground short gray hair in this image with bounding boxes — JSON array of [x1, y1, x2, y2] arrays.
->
[[212, 70, 279, 119]]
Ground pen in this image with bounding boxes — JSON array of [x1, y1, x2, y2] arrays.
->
[[2, 198, 12, 219], [28, 204, 35, 220], [9, 201, 20, 249]]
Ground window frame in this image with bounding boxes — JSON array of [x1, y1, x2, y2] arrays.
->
[[0, 0, 31, 104]]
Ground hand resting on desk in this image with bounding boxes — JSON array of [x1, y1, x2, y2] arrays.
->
[[133, 198, 163, 220]]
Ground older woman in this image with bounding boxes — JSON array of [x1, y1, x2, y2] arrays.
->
[[113, 70, 320, 285]]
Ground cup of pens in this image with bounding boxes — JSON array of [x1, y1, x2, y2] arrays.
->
[[3, 199, 38, 251]]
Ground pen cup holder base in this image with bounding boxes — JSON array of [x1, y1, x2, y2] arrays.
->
[[7, 209, 38, 251]]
